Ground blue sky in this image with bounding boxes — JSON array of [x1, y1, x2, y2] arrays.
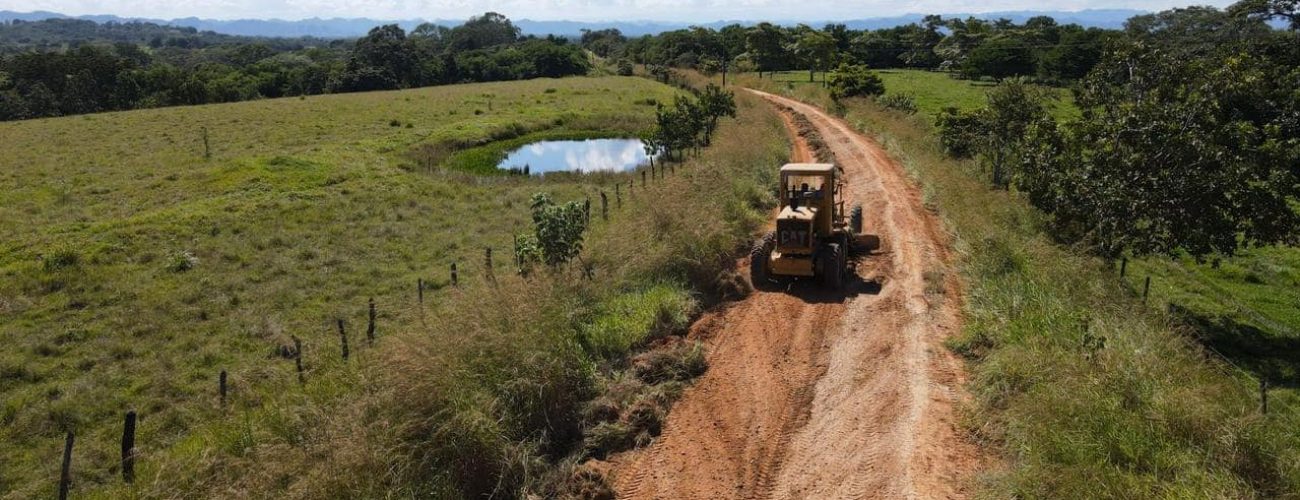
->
[[2, 0, 1235, 22]]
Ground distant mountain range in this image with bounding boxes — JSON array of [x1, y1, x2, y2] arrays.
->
[[0, 9, 1147, 38]]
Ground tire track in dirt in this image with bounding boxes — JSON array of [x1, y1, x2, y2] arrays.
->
[[611, 90, 978, 499]]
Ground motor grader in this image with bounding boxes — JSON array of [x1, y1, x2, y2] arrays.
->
[[750, 163, 874, 290]]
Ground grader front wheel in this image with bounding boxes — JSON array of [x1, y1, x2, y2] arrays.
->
[[819, 243, 845, 290], [750, 232, 775, 287]]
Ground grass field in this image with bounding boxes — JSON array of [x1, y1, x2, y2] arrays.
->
[[1128, 248, 1300, 394], [740, 75, 1300, 496], [0, 76, 690, 497], [743, 69, 1080, 121]]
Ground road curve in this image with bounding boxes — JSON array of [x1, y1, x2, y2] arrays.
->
[[611, 90, 980, 499]]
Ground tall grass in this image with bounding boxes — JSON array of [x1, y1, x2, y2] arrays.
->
[[86, 84, 789, 498], [738, 76, 1300, 497]]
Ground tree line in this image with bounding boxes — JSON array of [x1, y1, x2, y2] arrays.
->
[[0, 13, 590, 121], [936, 1, 1300, 260], [581, 15, 1113, 84]]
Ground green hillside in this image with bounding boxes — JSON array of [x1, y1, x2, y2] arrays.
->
[[0, 75, 682, 497]]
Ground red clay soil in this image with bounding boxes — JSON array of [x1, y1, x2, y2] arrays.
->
[[609, 91, 981, 499]]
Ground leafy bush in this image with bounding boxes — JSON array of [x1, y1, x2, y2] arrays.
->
[[516, 193, 588, 269], [827, 63, 885, 100]]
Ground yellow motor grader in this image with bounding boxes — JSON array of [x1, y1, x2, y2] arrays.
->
[[750, 163, 875, 290]]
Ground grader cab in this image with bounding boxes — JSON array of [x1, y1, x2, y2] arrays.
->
[[750, 163, 872, 290]]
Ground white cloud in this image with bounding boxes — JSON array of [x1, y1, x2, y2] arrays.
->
[[1, 0, 1235, 21]]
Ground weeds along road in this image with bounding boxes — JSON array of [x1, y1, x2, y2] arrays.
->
[[612, 90, 979, 499]]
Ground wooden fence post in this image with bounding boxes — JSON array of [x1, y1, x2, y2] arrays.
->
[[338, 319, 349, 361], [219, 370, 228, 408], [584, 197, 591, 224], [59, 431, 74, 500], [121, 410, 137, 483], [417, 278, 424, 305], [292, 335, 305, 385], [615, 184, 621, 208], [451, 262, 458, 287], [1142, 276, 1151, 302], [600, 192, 608, 221], [366, 298, 376, 346], [641, 170, 646, 187], [1120, 257, 1128, 277], [513, 235, 522, 274], [484, 247, 493, 276], [1261, 378, 1269, 414], [201, 127, 211, 160]]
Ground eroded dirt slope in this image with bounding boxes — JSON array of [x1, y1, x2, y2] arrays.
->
[[611, 91, 979, 499]]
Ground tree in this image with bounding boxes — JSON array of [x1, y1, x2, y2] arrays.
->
[[446, 12, 520, 51], [790, 27, 837, 82], [849, 32, 904, 69], [827, 63, 885, 100], [652, 96, 703, 160], [1038, 27, 1107, 81], [900, 21, 943, 68], [517, 39, 590, 78], [697, 84, 737, 144], [978, 79, 1051, 188], [1050, 42, 1300, 258], [517, 193, 588, 268], [580, 28, 626, 57], [345, 24, 416, 90], [745, 23, 789, 76], [961, 36, 1036, 79], [934, 17, 993, 71], [933, 79, 1052, 187], [1229, 0, 1300, 29]]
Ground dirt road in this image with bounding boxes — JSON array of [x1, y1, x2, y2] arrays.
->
[[611, 91, 979, 499]]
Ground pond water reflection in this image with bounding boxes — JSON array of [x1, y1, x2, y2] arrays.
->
[[497, 138, 651, 174]]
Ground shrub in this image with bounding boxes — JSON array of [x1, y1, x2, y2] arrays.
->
[[167, 250, 198, 272], [615, 59, 634, 77], [516, 193, 588, 269], [934, 106, 984, 159], [878, 93, 918, 115], [827, 63, 885, 100]]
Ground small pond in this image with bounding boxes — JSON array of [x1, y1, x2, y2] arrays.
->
[[497, 138, 652, 175]]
